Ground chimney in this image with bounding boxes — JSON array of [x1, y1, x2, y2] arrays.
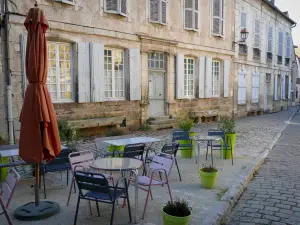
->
[[268, 0, 275, 5]]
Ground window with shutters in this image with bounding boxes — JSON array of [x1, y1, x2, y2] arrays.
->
[[239, 44, 247, 55], [277, 74, 281, 99], [104, 0, 127, 16], [184, 57, 195, 97], [253, 48, 261, 60], [238, 72, 246, 104], [149, 0, 167, 25], [285, 35, 291, 66], [184, 0, 199, 31], [104, 49, 125, 99], [47, 42, 73, 102], [253, 20, 261, 49], [212, 0, 224, 36], [252, 73, 259, 103], [212, 60, 221, 97]]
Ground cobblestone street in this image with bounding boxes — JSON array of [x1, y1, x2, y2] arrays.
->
[[227, 108, 300, 225]]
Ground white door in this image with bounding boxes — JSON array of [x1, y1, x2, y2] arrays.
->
[[148, 72, 165, 116]]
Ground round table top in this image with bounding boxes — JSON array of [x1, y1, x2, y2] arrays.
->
[[90, 157, 143, 171]]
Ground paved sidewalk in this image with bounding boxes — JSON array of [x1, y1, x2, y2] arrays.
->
[[227, 108, 300, 225], [2, 107, 297, 225]]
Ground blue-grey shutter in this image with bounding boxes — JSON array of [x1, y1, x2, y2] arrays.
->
[[20, 34, 27, 97], [119, 0, 127, 16], [78, 42, 91, 103], [212, 0, 221, 36], [194, 0, 199, 30], [198, 56, 205, 98], [286, 36, 291, 58], [282, 74, 286, 99], [129, 48, 141, 100], [238, 71, 247, 104], [274, 74, 278, 100], [267, 25, 273, 52], [278, 32, 284, 56], [240, 12, 247, 29], [205, 57, 212, 98], [224, 60, 230, 97], [254, 20, 261, 49], [184, 0, 194, 30], [288, 75, 291, 99], [150, 0, 159, 22], [161, 0, 167, 24], [90, 43, 105, 102], [176, 53, 184, 99]]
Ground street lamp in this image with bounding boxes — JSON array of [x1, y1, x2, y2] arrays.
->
[[240, 28, 249, 43]]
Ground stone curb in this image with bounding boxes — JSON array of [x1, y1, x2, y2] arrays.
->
[[202, 107, 299, 225]]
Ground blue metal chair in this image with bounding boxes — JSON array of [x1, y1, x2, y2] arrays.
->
[[74, 171, 131, 225], [207, 130, 233, 165], [172, 130, 194, 161]]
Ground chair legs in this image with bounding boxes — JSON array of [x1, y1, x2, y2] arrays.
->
[[231, 148, 234, 165], [110, 202, 115, 225], [96, 201, 100, 217], [67, 176, 76, 206], [74, 195, 81, 225], [142, 185, 152, 219], [0, 197, 13, 225], [175, 158, 182, 181], [124, 178, 132, 223]]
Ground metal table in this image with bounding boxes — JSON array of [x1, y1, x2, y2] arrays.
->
[[90, 157, 143, 223], [192, 135, 223, 170]]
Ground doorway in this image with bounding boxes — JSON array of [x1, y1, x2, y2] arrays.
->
[[264, 74, 271, 111]]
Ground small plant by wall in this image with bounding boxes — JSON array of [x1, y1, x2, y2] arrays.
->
[[105, 127, 125, 137]]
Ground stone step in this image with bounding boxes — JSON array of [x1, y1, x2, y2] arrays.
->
[[149, 122, 177, 130], [149, 118, 177, 125]]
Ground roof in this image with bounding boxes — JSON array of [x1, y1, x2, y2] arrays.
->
[[263, 0, 297, 25]]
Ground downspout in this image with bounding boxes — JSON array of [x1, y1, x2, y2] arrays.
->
[[4, 0, 14, 144]]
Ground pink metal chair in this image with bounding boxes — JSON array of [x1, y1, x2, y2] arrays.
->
[[0, 168, 20, 225], [126, 154, 174, 219]]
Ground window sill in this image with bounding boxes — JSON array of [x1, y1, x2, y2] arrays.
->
[[238, 103, 246, 106], [184, 28, 198, 32], [53, 100, 74, 104], [105, 98, 126, 102], [211, 34, 224, 38], [104, 10, 128, 17], [55, 0, 75, 5], [149, 21, 167, 26]]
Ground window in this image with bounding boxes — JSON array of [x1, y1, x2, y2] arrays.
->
[[285, 75, 289, 99], [238, 71, 247, 104], [212, 60, 221, 97], [104, 49, 125, 99], [55, 0, 75, 5], [253, 48, 261, 60], [184, 58, 195, 97], [148, 52, 165, 70], [267, 25, 273, 53], [239, 44, 247, 54], [104, 0, 127, 16], [285, 58, 290, 66], [184, 0, 199, 31], [253, 19, 261, 49], [252, 73, 259, 103], [277, 74, 281, 99], [149, 0, 167, 25], [266, 52, 273, 62], [212, 0, 224, 36], [277, 56, 283, 65], [47, 42, 73, 102]]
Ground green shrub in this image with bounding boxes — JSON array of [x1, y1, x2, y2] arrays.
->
[[139, 122, 151, 131], [163, 198, 191, 217], [201, 164, 218, 173], [57, 119, 77, 144], [178, 117, 194, 132], [0, 136, 8, 145], [105, 128, 124, 137], [218, 117, 236, 134]]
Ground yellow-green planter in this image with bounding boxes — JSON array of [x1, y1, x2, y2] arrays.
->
[[162, 208, 191, 225], [109, 145, 125, 157], [199, 168, 219, 189], [180, 131, 195, 158], [222, 133, 236, 159], [0, 156, 9, 182]]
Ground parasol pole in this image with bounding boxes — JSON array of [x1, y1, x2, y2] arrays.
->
[[35, 164, 40, 206]]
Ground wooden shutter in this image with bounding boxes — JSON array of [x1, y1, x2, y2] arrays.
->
[[252, 72, 259, 103], [212, 0, 224, 36], [282, 74, 286, 99], [161, 0, 167, 24], [105, 0, 118, 12], [90, 43, 105, 102], [194, 0, 199, 30], [20, 34, 27, 97], [78, 43, 91, 103], [278, 32, 284, 56], [224, 60, 230, 97], [288, 75, 291, 99], [150, 0, 159, 22], [129, 48, 141, 101], [274, 74, 278, 101], [240, 12, 247, 28], [286, 36, 291, 58], [238, 71, 246, 104], [185, 0, 194, 30], [205, 57, 212, 98], [267, 25, 273, 52], [176, 54, 184, 99], [254, 20, 260, 49], [198, 56, 205, 98], [119, 0, 127, 15]]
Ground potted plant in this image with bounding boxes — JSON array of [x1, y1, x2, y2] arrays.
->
[[58, 119, 78, 151], [162, 198, 192, 225], [199, 165, 219, 189], [177, 116, 195, 158], [218, 117, 236, 159]]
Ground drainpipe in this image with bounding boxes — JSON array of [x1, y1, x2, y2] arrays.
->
[[4, 0, 14, 144]]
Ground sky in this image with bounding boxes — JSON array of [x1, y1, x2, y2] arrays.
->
[[276, 0, 300, 45]]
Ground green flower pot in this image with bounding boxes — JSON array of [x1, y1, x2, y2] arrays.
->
[[180, 131, 195, 158], [0, 156, 9, 182], [162, 208, 191, 225], [199, 168, 219, 189], [221, 133, 236, 159], [109, 145, 125, 157]]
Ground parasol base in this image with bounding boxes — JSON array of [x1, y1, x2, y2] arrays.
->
[[14, 201, 60, 221]]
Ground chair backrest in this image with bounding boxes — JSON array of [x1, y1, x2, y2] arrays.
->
[[149, 154, 174, 177], [208, 130, 225, 141], [69, 150, 94, 172], [1, 168, 20, 208], [44, 148, 72, 170], [161, 142, 179, 156], [75, 171, 112, 199], [123, 143, 145, 160], [172, 130, 190, 141]]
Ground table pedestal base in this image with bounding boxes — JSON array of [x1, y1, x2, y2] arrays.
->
[[14, 201, 60, 221]]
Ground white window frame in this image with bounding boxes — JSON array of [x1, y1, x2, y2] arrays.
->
[[104, 0, 127, 17], [56, 0, 75, 5], [184, 0, 199, 31], [252, 73, 259, 103], [184, 57, 195, 98], [149, 0, 168, 25], [148, 52, 165, 70], [104, 48, 125, 100], [211, 0, 224, 37], [47, 42, 74, 103], [212, 60, 221, 97]]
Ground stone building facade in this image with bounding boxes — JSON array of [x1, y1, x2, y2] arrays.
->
[[0, 0, 236, 141], [233, 0, 296, 117]]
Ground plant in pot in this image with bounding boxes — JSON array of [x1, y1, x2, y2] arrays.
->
[[162, 198, 192, 225], [177, 115, 195, 158], [199, 164, 219, 189], [218, 117, 236, 159], [58, 119, 78, 151]]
